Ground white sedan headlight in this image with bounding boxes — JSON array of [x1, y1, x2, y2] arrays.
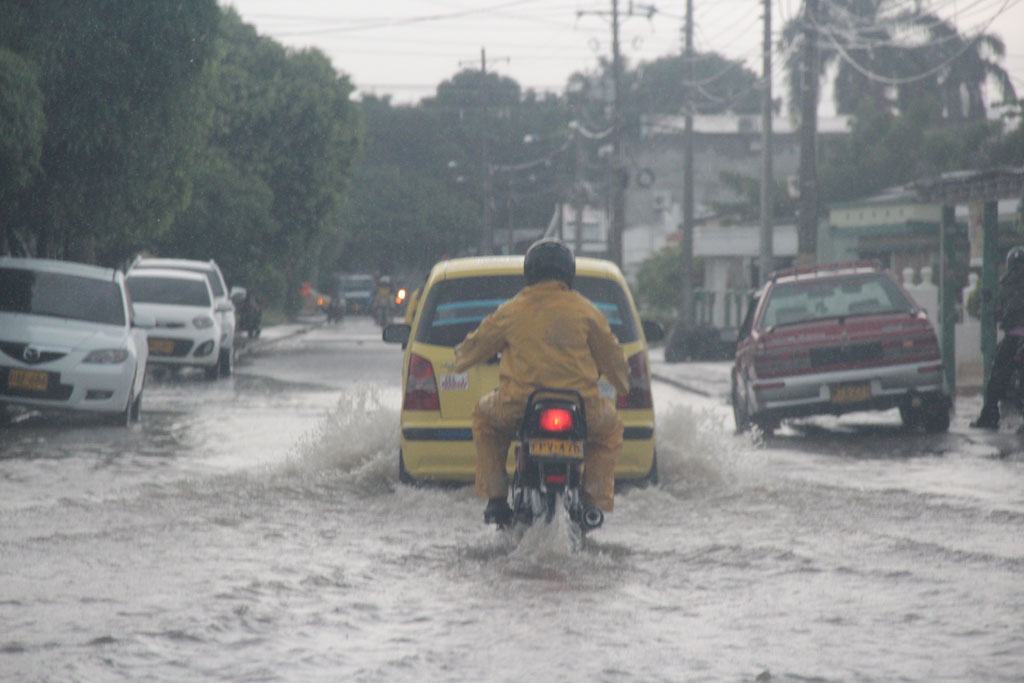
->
[[193, 316, 215, 329], [84, 348, 130, 364]]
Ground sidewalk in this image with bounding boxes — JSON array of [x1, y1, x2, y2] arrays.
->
[[649, 346, 732, 400]]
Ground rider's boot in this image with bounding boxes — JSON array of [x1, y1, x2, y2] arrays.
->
[[483, 497, 513, 526]]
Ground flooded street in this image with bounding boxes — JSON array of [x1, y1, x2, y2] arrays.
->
[[2, 318, 1023, 682]]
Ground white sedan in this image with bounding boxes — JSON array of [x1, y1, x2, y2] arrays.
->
[[0, 256, 153, 425]]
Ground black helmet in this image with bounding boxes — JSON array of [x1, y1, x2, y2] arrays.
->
[[524, 238, 575, 287], [1007, 246, 1024, 272]]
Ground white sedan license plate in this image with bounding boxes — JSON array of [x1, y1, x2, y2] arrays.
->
[[149, 338, 175, 355], [529, 438, 583, 459], [8, 368, 49, 392], [831, 382, 871, 404]]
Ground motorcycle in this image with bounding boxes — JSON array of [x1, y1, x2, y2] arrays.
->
[[498, 388, 604, 546]]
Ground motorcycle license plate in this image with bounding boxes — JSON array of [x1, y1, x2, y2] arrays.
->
[[149, 339, 175, 355], [529, 438, 583, 459], [831, 381, 871, 404], [8, 368, 49, 392]]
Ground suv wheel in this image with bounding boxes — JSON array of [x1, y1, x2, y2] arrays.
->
[[732, 381, 751, 433], [922, 400, 951, 433]]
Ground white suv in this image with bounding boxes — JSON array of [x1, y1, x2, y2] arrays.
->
[[129, 257, 236, 375], [126, 269, 227, 380], [0, 256, 153, 424]]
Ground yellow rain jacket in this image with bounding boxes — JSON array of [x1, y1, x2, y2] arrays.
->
[[453, 279, 630, 510]]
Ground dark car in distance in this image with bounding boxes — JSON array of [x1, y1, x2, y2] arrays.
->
[[731, 260, 951, 435]]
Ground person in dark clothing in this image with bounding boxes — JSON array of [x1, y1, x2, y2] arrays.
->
[[971, 245, 1024, 429]]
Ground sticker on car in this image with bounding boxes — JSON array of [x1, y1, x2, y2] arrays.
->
[[439, 372, 470, 391]]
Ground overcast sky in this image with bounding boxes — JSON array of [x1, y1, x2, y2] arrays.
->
[[222, 0, 1024, 116]]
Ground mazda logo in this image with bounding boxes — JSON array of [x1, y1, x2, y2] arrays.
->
[[23, 346, 40, 362]]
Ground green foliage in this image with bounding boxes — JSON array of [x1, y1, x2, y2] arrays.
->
[[0, 0, 220, 265], [818, 97, 1005, 204], [0, 48, 44, 193], [160, 10, 361, 314], [635, 244, 703, 314]]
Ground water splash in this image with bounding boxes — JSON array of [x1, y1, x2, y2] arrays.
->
[[276, 384, 399, 494]]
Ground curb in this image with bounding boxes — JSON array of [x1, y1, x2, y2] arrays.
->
[[651, 373, 714, 398]]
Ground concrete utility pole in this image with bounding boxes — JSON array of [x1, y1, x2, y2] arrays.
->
[[797, 0, 819, 264], [478, 48, 493, 255], [578, 1, 656, 267], [609, 0, 625, 267], [459, 48, 508, 255], [758, 0, 774, 284], [678, 0, 695, 329]]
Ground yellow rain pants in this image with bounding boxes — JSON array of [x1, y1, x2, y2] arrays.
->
[[454, 279, 630, 511]]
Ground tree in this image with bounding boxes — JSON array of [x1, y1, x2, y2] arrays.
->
[[163, 10, 361, 313], [0, 48, 45, 254], [0, 0, 220, 264], [908, 12, 1017, 122], [337, 95, 479, 276], [780, 0, 1017, 121]]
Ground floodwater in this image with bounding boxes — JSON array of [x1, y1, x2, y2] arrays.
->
[[2, 325, 1022, 682]]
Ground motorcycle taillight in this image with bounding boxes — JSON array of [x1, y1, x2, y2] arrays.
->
[[616, 352, 653, 409], [404, 353, 440, 410], [539, 407, 573, 432]]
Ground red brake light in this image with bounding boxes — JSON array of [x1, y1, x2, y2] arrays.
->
[[404, 353, 440, 410], [617, 352, 652, 409], [539, 408, 573, 432]]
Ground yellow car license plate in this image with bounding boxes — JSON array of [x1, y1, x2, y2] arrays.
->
[[149, 338, 175, 355], [8, 368, 49, 392], [831, 382, 871, 404], [529, 438, 583, 459]]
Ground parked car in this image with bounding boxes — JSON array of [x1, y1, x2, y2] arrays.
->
[[731, 260, 951, 435], [125, 269, 227, 380], [128, 257, 235, 375], [0, 256, 153, 425], [382, 255, 664, 486]]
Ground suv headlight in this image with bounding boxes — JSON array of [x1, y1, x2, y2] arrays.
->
[[193, 316, 215, 329], [84, 348, 129, 364]]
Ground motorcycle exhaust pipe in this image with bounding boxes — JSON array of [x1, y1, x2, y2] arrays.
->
[[581, 506, 604, 530]]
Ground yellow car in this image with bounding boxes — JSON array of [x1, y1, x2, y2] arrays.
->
[[383, 255, 664, 486]]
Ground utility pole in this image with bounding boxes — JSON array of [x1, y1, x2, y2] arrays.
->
[[459, 47, 507, 256], [758, 0, 774, 284], [578, 1, 657, 267], [678, 0, 695, 330], [479, 48, 493, 255], [797, 0, 819, 264], [573, 122, 586, 254], [609, 0, 625, 267]]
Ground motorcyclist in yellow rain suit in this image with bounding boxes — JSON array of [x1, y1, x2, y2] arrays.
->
[[453, 239, 630, 526]]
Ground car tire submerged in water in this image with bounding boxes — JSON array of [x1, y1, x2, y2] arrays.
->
[[900, 397, 950, 433], [218, 348, 233, 377], [398, 450, 416, 485], [732, 381, 750, 433]]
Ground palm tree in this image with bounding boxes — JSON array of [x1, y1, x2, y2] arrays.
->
[[906, 12, 1017, 121], [780, 1, 1017, 122], [780, 0, 894, 117]]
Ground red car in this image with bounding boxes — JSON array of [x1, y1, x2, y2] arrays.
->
[[731, 261, 951, 435]]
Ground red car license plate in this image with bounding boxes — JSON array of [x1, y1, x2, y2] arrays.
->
[[831, 382, 871, 404], [8, 368, 49, 392]]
